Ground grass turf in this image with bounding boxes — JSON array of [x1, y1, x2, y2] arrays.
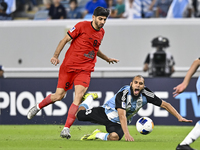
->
[[0, 125, 199, 150]]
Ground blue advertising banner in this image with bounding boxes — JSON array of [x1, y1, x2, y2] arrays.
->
[[0, 77, 199, 126]]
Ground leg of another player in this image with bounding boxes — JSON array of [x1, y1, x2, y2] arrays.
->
[[61, 85, 88, 139], [50, 88, 67, 102], [27, 88, 66, 120], [39, 88, 66, 108], [77, 100, 120, 141], [177, 120, 200, 150], [81, 130, 118, 141], [75, 94, 96, 118]]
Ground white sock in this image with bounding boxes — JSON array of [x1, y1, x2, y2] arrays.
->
[[36, 104, 41, 110], [96, 132, 109, 141], [64, 127, 69, 130], [180, 121, 200, 145], [79, 95, 93, 109]]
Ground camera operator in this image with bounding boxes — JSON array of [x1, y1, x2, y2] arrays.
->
[[143, 36, 175, 77]]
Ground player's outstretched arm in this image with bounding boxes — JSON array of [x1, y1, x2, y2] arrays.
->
[[97, 49, 119, 64], [173, 83, 187, 97], [118, 108, 134, 142], [160, 100, 193, 123], [50, 34, 72, 66], [173, 58, 200, 97]]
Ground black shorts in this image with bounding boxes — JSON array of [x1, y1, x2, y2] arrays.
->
[[77, 107, 124, 140]]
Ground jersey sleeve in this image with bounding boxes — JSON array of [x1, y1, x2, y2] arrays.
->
[[115, 89, 129, 110], [67, 22, 82, 39], [142, 87, 162, 106]]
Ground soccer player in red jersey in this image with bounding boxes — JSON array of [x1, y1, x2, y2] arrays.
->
[[27, 6, 119, 139]]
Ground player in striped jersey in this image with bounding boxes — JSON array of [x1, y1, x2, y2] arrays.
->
[[76, 75, 192, 141]]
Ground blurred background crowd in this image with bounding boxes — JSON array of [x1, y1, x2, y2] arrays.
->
[[0, 0, 200, 20]]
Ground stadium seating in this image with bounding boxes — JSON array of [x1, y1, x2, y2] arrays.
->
[[34, 10, 48, 20], [83, 14, 93, 19]]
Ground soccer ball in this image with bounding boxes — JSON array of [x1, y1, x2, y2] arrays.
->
[[136, 117, 154, 135]]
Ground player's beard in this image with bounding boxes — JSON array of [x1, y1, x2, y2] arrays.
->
[[94, 19, 104, 30], [130, 84, 142, 98]]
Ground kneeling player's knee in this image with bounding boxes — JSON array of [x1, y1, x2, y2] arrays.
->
[[107, 132, 120, 141]]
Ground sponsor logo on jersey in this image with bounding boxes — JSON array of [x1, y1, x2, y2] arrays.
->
[[122, 102, 126, 109], [70, 27, 76, 32], [84, 50, 95, 59]]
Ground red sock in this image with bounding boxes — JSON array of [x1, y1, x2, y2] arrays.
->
[[64, 103, 79, 128], [38, 94, 53, 109]]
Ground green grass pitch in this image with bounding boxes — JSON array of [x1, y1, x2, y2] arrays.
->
[[0, 125, 199, 150]]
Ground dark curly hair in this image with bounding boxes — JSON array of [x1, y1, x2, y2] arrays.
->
[[93, 6, 110, 17]]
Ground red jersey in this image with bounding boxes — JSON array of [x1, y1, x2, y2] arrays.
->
[[62, 21, 105, 72]]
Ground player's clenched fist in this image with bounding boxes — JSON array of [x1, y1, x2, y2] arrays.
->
[[50, 57, 60, 66]]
